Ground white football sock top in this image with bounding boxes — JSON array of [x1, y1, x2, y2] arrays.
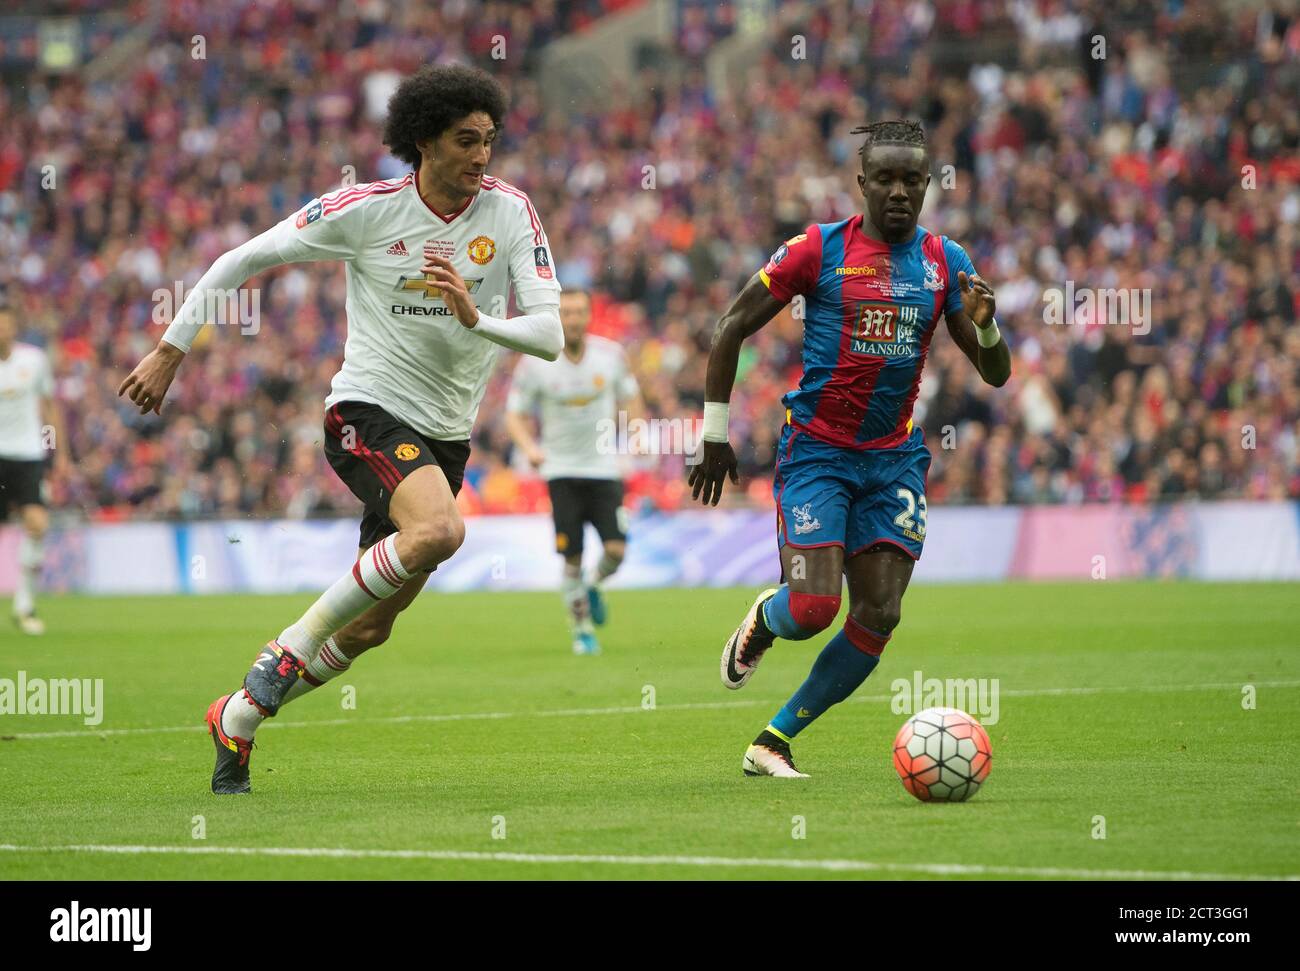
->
[[281, 636, 351, 706], [561, 563, 588, 630], [279, 534, 412, 662], [13, 535, 43, 616]]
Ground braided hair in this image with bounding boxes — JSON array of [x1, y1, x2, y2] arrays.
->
[[851, 120, 926, 160]]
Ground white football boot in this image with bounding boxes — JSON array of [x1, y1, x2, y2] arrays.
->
[[743, 732, 810, 778], [14, 612, 44, 636], [720, 587, 779, 690]]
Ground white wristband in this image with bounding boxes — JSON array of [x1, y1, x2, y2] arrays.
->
[[976, 317, 1001, 348], [702, 401, 730, 443]]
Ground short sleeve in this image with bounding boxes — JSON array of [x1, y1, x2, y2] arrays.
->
[[758, 225, 822, 304], [36, 350, 54, 397], [506, 195, 562, 305], [506, 357, 539, 413], [942, 237, 977, 317]]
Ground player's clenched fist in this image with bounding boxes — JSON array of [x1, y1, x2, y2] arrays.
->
[[688, 439, 739, 506], [117, 341, 185, 415]]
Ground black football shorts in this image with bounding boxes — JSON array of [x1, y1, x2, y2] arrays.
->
[[0, 457, 45, 519], [323, 401, 470, 550], [546, 477, 627, 558]]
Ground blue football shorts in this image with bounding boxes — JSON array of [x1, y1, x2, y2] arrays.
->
[[772, 423, 931, 560]]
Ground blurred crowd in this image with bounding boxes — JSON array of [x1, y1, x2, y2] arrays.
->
[[0, 0, 1296, 522]]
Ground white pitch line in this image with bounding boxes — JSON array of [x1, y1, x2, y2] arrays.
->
[[0, 699, 762, 740], [0, 843, 1293, 881], [4, 679, 1299, 742], [992, 679, 1300, 698]]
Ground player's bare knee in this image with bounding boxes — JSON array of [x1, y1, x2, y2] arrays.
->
[[21, 505, 48, 537], [788, 590, 842, 634], [850, 600, 901, 635], [353, 620, 394, 651], [402, 516, 465, 569]]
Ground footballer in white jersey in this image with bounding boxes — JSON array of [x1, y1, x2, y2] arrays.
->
[[506, 290, 642, 655], [119, 64, 563, 794], [0, 303, 67, 635]]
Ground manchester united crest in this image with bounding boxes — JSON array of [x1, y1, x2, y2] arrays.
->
[[468, 235, 496, 265]]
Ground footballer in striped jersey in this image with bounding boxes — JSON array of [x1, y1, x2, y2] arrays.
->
[[689, 120, 1011, 778]]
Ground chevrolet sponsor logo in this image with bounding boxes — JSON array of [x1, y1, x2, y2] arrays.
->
[[396, 275, 483, 300], [392, 275, 483, 316]]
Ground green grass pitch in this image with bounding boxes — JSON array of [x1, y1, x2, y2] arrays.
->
[[1, 582, 1297, 880]]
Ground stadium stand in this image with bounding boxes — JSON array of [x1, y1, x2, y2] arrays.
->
[[0, 0, 1295, 520]]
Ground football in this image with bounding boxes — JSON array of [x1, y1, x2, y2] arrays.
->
[[892, 706, 992, 802]]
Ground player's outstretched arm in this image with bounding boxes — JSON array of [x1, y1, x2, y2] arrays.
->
[[120, 192, 363, 415], [117, 220, 318, 414], [688, 273, 786, 506], [945, 271, 1011, 388]]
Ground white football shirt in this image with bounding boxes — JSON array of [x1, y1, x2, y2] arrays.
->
[[0, 343, 53, 461], [163, 173, 561, 440], [507, 335, 639, 481]]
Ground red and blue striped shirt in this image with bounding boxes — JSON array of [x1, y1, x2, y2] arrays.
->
[[759, 214, 976, 450]]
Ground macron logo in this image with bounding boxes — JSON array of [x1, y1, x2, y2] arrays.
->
[[50, 901, 151, 951], [385, 240, 409, 256]]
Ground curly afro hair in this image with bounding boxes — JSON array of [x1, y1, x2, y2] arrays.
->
[[383, 64, 508, 169]]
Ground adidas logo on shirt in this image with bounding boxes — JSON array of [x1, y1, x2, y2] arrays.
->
[[385, 239, 409, 256]]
